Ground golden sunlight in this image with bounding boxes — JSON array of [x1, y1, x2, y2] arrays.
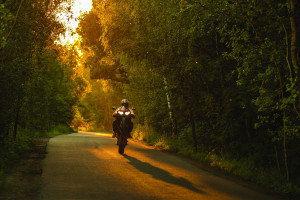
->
[[56, 0, 93, 45]]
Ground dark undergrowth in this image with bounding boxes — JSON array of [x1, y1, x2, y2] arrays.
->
[[0, 124, 74, 192]]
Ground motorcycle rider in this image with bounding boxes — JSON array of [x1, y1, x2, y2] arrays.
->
[[112, 99, 135, 138]]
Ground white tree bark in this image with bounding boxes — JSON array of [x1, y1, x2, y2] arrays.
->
[[163, 76, 177, 136]]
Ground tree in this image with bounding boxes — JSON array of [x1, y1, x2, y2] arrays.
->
[[0, 0, 77, 139], [77, 0, 300, 189]]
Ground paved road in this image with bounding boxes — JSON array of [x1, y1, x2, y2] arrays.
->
[[39, 132, 285, 200]]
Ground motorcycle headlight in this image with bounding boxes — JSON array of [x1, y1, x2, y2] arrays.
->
[[125, 111, 131, 115], [118, 111, 124, 115]]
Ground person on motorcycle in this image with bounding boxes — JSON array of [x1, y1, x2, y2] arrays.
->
[[112, 99, 135, 138]]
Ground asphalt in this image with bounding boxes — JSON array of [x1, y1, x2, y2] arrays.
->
[[39, 132, 286, 200]]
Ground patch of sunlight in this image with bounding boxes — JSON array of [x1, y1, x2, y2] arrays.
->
[[56, 0, 93, 46], [91, 148, 119, 159], [101, 79, 111, 93], [79, 131, 112, 137]]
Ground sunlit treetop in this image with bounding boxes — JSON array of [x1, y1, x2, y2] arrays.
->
[[56, 0, 92, 46]]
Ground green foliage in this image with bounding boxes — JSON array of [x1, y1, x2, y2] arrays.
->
[[77, 0, 300, 195], [48, 124, 74, 136], [0, 0, 80, 178], [0, 3, 13, 47], [0, 134, 31, 171], [132, 123, 157, 143], [0, 0, 79, 133]]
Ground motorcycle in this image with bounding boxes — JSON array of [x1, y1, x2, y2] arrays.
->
[[112, 106, 135, 154]]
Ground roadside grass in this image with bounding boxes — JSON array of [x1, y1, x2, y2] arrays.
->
[[47, 124, 74, 136], [0, 133, 32, 193], [0, 124, 74, 192], [131, 125, 300, 198], [0, 170, 12, 193]]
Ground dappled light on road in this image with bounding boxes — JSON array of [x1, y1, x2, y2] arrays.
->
[[79, 131, 112, 137]]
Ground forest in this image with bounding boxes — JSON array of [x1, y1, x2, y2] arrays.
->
[[0, 0, 84, 181], [1, 0, 299, 196]]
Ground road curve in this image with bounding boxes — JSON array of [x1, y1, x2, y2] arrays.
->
[[39, 132, 285, 200]]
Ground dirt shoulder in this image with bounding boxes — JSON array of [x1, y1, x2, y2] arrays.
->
[[0, 137, 50, 200]]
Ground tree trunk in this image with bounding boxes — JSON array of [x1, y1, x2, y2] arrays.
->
[[277, 65, 290, 182], [163, 76, 177, 136], [13, 104, 20, 140], [288, 0, 298, 72], [283, 111, 290, 182], [245, 119, 251, 137], [188, 106, 198, 152], [287, 0, 300, 114], [274, 145, 282, 180], [106, 97, 111, 129]]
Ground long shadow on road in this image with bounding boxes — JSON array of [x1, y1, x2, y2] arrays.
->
[[122, 154, 205, 194]]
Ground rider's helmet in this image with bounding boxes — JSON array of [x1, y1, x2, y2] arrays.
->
[[121, 99, 129, 108]]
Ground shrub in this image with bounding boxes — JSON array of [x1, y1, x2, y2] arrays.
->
[[48, 124, 74, 136]]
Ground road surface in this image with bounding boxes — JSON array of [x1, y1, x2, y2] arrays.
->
[[39, 132, 285, 200]]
